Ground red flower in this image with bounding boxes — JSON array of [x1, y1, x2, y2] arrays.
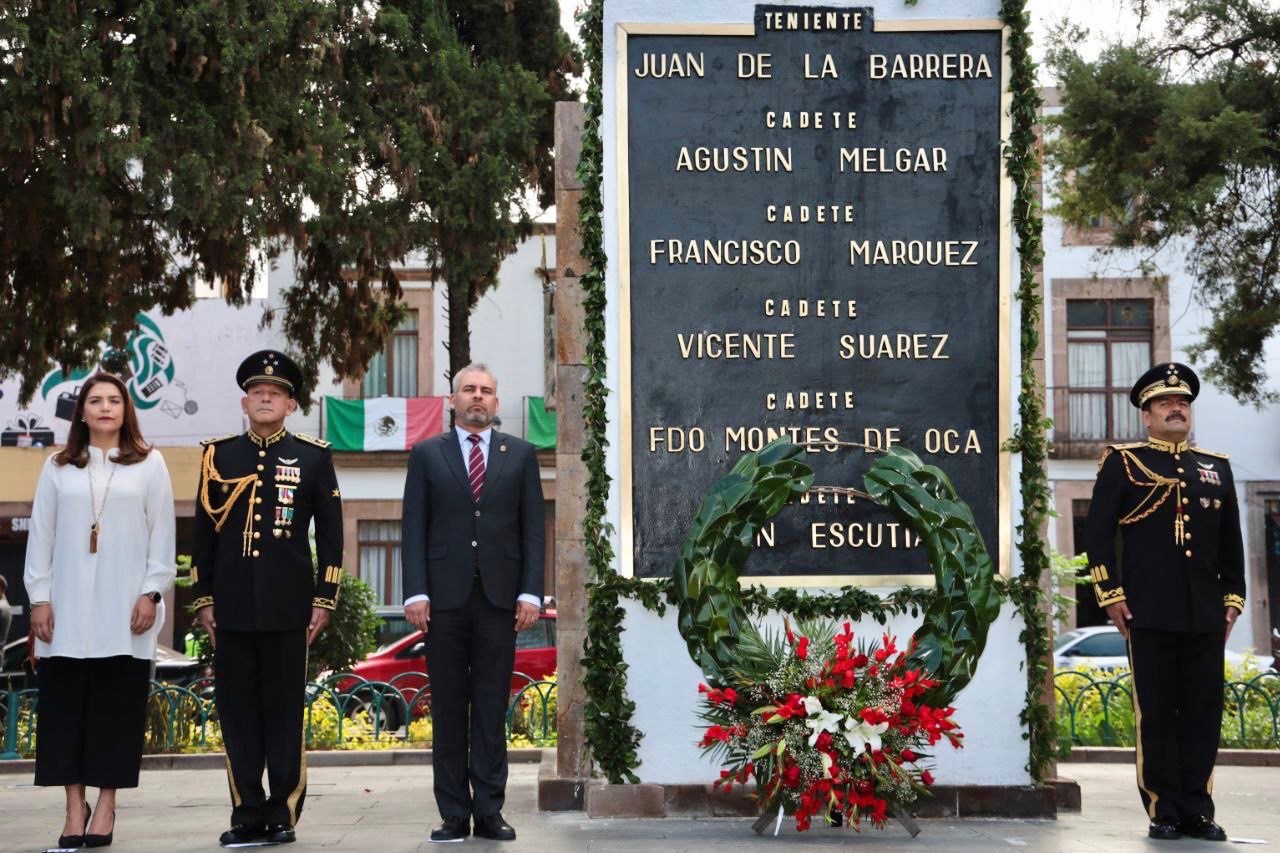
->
[[860, 707, 889, 726], [852, 653, 869, 668], [782, 763, 802, 788], [722, 687, 738, 704], [814, 731, 833, 752], [901, 748, 918, 762], [796, 637, 810, 660], [698, 725, 732, 747], [921, 770, 935, 786]]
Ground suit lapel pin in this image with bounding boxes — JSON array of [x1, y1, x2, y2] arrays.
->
[[500, 445, 507, 452], [1214, 499, 1222, 510], [1200, 497, 1211, 508]]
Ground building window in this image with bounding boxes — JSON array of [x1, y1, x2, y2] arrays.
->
[[1064, 299, 1152, 442], [358, 520, 402, 606], [361, 311, 418, 398]]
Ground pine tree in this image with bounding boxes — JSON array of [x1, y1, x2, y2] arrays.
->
[[1046, 0, 1280, 404], [0, 1, 575, 405]]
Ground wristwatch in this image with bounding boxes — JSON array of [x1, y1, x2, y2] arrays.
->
[[145, 591, 161, 604]]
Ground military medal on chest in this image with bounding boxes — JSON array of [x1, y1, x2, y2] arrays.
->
[[274, 457, 300, 536], [1197, 461, 1221, 486]]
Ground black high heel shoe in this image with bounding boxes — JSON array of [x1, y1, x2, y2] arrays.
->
[[84, 809, 115, 847], [57, 801, 90, 849]]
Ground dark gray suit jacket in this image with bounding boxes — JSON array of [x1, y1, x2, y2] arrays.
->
[[401, 430, 545, 610]]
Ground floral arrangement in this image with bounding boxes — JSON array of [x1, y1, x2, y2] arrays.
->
[[697, 619, 963, 832]]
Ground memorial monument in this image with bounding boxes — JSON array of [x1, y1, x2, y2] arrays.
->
[[546, 0, 1057, 822]]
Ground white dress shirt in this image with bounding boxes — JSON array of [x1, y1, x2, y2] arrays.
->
[[404, 426, 541, 610], [24, 446, 177, 660]]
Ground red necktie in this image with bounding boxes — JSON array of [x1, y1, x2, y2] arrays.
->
[[467, 434, 485, 501]]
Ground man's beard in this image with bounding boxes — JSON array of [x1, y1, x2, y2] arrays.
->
[[458, 407, 493, 427]]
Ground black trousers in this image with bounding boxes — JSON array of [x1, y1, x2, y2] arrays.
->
[[35, 655, 151, 789], [1128, 627, 1225, 822], [426, 579, 517, 819], [214, 629, 307, 828]]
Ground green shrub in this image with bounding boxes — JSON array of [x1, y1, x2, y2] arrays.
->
[[1056, 662, 1279, 750], [508, 671, 558, 747]]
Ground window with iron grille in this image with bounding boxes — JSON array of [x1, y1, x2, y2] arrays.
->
[[1065, 299, 1153, 442], [358, 520, 402, 606], [361, 311, 418, 398]]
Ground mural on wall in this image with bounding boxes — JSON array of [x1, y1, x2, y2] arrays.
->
[[0, 309, 250, 447]]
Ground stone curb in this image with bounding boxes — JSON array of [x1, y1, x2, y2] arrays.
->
[[0, 747, 546, 776], [533, 774, 1066, 819], [1063, 748, 1280, 767]]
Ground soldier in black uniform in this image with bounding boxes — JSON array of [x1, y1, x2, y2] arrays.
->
[[191, 350, 344, 846], [1085, 362, 1245, 842]]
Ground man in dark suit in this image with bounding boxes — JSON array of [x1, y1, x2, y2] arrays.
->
[[1085, 362, 1245, 842], [401, 362, 545, 843], [193, 350, 344, 847]]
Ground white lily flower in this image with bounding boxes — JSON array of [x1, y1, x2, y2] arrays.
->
[[804, 707, 845, 746], [843, 715, 889, 754], [802, 695, 823, 716]]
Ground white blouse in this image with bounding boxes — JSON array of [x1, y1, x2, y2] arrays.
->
[[24, 446, 177, 660]]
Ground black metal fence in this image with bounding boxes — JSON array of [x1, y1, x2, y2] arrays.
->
[[0, 672, 556, 759], [1055, 670, 1280, 749]]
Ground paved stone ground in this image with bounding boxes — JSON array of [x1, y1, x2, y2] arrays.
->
[[2, 762, 1277, 851]]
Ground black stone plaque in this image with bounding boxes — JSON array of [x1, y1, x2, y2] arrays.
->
[[620, 7, 1008, 581]]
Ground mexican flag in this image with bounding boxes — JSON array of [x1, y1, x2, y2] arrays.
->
[[325, 397, 446, 451]]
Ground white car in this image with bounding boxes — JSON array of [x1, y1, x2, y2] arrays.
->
[[1054, 625, 1273, 672]]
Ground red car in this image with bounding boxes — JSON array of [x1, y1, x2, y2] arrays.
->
[[335, 611, 557, 729]]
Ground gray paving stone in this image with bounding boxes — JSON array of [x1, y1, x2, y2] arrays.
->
[[0, 762, 1276, 851]]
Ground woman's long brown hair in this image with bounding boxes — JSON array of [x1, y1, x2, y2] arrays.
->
[[53, 373, 152, 467]]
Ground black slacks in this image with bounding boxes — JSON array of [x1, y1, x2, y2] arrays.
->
[[1128, 627, 1225, 822], [426, 579, 517, 819], [35, 655, 151, 789], [214, 628, 308, 828]]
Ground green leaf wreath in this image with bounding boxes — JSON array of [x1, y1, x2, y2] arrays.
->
[[671, 439, 1001, 707]]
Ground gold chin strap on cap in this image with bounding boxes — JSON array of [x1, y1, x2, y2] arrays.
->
[[200, 444, 260, 556]]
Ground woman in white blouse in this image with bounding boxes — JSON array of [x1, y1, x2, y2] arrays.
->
[[24, 372, 176, 849]]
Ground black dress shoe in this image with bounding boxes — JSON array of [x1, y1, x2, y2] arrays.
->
[[429, 816, 471, 843], [84, 809, 115, 847], [219, 824, 266, 846], [1148, 819, 1183, 840], [473, 813, 516, 841], [265, 823, 296, 844], [1181, 815, 1228, 841], [58, 802, 91, 849]]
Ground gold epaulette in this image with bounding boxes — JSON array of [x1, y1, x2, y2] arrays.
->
[[296, 433, 331, 448], [200, 433, 238, 446], [1097, 442, 1144, 471], [1192, 447, 1229, 460]]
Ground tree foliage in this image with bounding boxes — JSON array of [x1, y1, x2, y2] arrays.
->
[[1045, 0, 1280, 404], [0, 1, 575, 406]]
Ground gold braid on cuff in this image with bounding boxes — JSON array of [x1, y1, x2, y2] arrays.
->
[[312, 597, 338, 611], [1095, 585, 1127, 607], [1224, 593, 1246, 612], [193, 596, 215, 610]]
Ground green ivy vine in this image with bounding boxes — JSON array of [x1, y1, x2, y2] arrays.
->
[[1000, 0, 1056, 782], [577, 0, 1052, 785]]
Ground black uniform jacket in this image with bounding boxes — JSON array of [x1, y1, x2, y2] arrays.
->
[[400, 430, 545, 611], [1085, 437, 1246, 633], [191, 428, 343, 631]]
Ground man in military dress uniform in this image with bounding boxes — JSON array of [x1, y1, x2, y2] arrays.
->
[[1085, 362, 1245, 842], [192, 350, 344, 846]]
